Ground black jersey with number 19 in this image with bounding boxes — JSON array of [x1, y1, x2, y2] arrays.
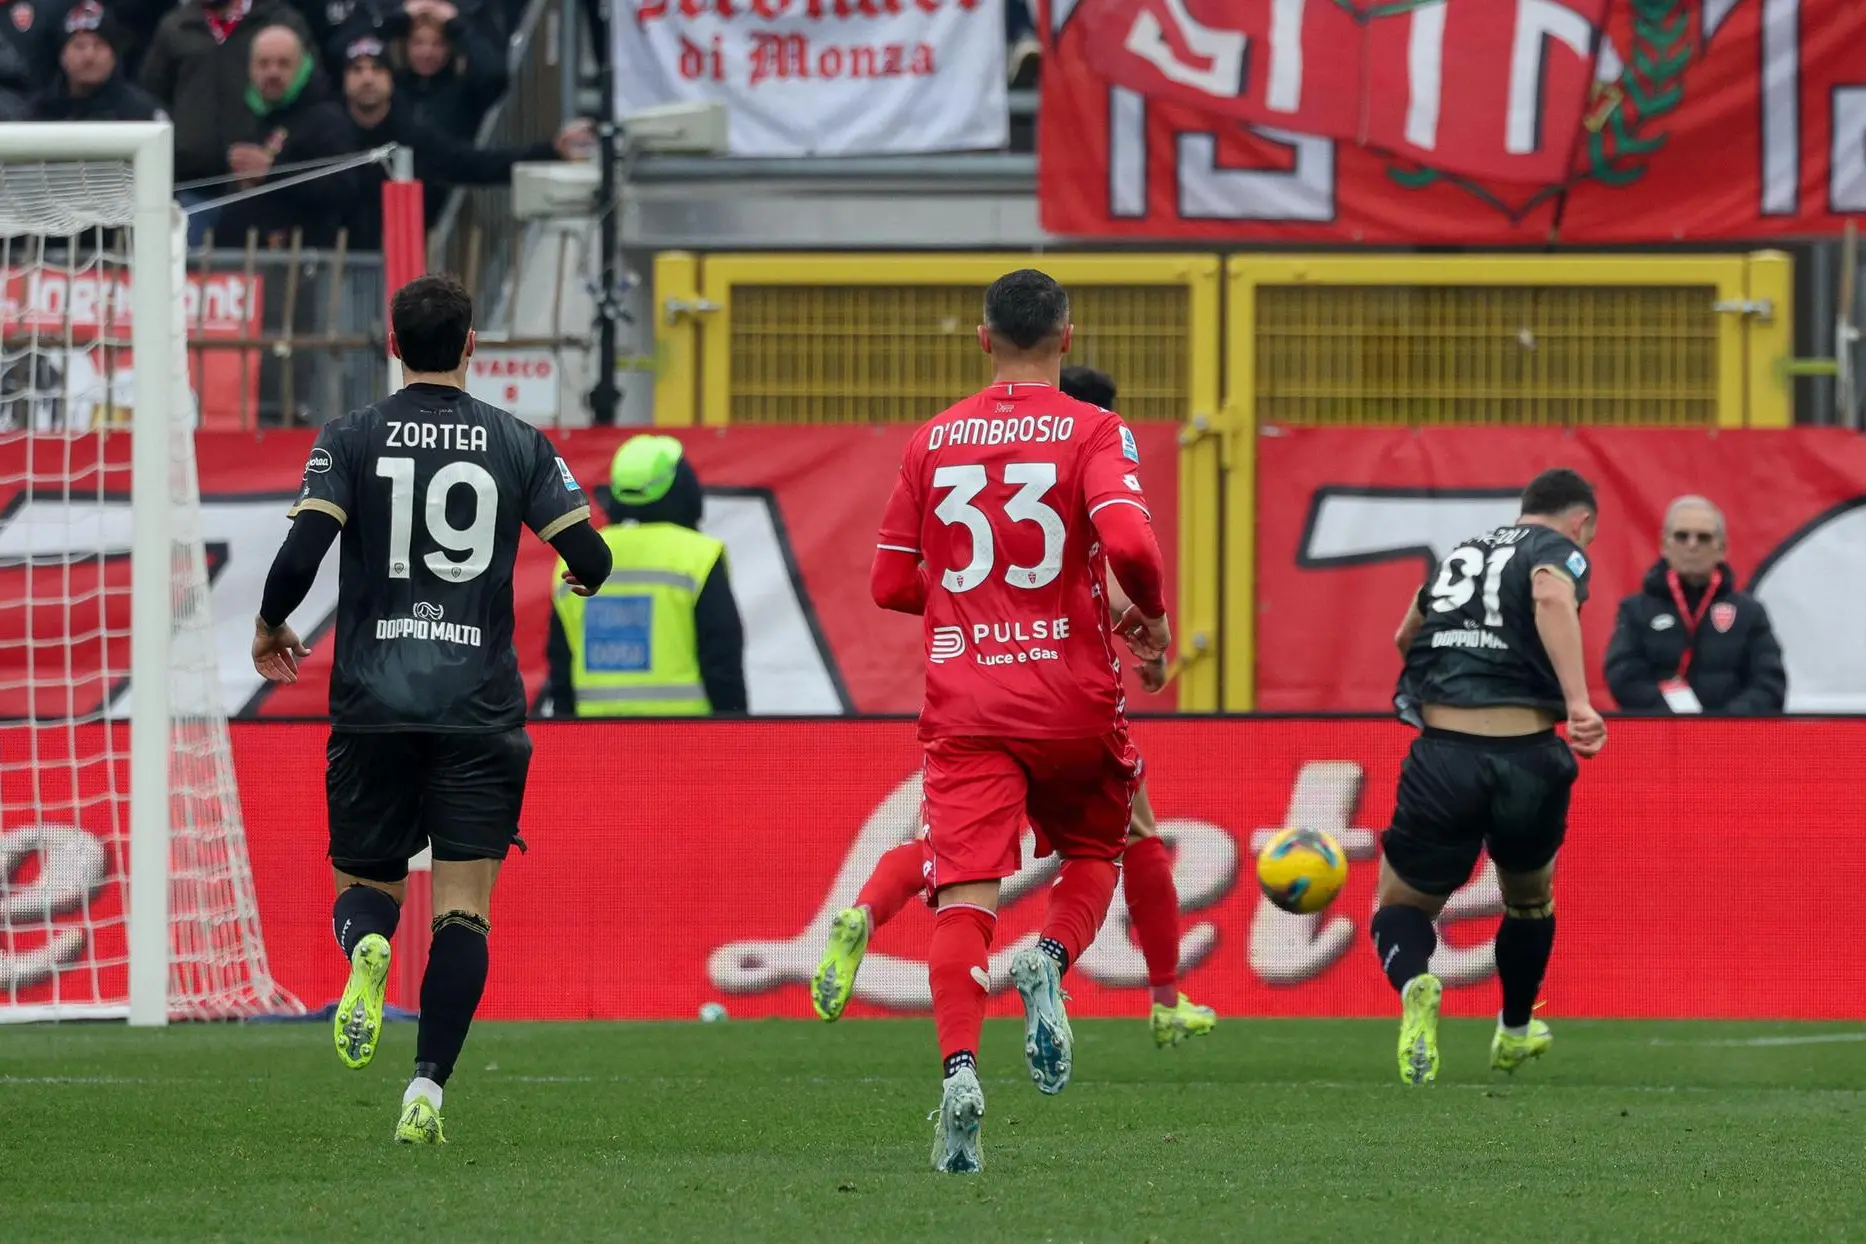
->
[[287, 383, 590, 732], [1395, 523, 1591, 727]]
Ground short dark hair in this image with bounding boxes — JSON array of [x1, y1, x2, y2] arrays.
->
[[1519, 467, 1597, 518], [390, 274, 473, 373], [983, 268, 1069, 351], [1060, 365, 1115, 409]]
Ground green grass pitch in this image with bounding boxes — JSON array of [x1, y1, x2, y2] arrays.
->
[[6, 1018, 1865, 1242]]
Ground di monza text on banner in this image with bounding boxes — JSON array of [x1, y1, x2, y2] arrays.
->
[[615, 0, 1008, 157], [1039, 0, 1866, 242]]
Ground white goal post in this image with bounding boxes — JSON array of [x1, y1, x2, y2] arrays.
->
[[0, 122, 299, 1025]]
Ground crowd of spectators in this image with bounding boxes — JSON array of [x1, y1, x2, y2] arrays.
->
[[6, 0, 589, 249]]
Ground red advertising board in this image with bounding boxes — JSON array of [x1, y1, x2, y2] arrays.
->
[[1040, 0, 1866, 242], [1254, 427, 1866, 713], [8, 718, 1863, 1020], [0, 425, 1180, 721]]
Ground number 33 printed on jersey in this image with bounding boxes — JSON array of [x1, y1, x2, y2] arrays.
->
[[932, 462, 1064, 592]]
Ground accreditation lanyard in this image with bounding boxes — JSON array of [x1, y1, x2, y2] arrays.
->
[[1665, 568, 1722, 680]]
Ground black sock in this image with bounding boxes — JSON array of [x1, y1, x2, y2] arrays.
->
[[943, 1050, 976, 1078], [1495, 912, 1556, 1028], [415, 911, 490, 1087], [332, 884, 400, 957], [1037, 936, 1070, 972], [1369, 904, 1438, 994]]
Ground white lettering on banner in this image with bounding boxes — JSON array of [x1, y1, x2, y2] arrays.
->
[[1089, 1, 1859, 230], [614, 0, 1006, 156], [1507, 0, 1595, 155], [705, 773, 1233, 1004], [1753, 502, 1866, 712], [0, 270, 257, 332], [1247, 762, 1500, 988], [704, 761, 1498, 1006], [1176, 127, 1336, 222], [0, 490, 846, 718], [1301, 489, 1522, 578], [0, 827, 109, 992], [1121, 0, 1246, 100], [465, 349, 558, 421], [1759, 0, 1798, 215]]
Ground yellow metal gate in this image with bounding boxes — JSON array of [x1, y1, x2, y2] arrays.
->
[[652, 249, 1796, 714]]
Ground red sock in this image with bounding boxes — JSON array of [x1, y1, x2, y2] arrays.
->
[[929, 904, 996, 1072], [1040, 858, 1120, 969], [1123, 835, 1182, 1007], [855, 840, 926, 930]]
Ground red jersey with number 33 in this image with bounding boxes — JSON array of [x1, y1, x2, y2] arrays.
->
[[876, 382, 1151, 739]]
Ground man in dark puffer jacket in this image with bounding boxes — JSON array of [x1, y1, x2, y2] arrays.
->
[[1604, 495, 1786, 715]]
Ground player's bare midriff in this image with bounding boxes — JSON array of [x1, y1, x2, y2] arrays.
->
[[1421, 703, 1557, 736]]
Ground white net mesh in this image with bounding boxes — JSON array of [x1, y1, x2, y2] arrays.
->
[[0, 154, 301, 1020]]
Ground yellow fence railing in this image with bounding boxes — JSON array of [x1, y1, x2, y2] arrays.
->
[[653, 249, 1797, 713]]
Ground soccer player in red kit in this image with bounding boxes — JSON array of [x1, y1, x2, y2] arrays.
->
[[811, 365, 1215, 1051], [869, 271, 1171, 1174]]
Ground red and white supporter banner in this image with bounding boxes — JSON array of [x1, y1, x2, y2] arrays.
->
[[1074, 0, 1608, 185], [0, 270, 262, 430], [11, 719, 1864, 1019], [1256, 428, 1866, 713], [614, 0, 1008, 157], [0, 424, 1179, 720], [1040, 0, 1866, 241]]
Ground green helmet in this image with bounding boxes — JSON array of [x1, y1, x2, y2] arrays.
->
[[609, 434, 684, 506]]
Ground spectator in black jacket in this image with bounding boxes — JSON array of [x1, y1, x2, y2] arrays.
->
[[271, 34, 589, 250], [214, 24, 332, 243], [139, 0, 319, 242], [386, 0, 506, 135], [1605, 495, 1787, 715], [0, 0, 50, 119], [36, 1, 167, 122]]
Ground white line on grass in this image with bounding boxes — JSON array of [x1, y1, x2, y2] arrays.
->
[[1646, 1032, 1866, 1048]]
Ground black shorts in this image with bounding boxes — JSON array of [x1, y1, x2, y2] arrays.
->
[[326, 728, 533, 882], [1381, 727, 1578, 897]]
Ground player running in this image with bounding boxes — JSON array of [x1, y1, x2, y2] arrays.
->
[[813, 365, 1214, 1050], [1371, 468, 1605, 1086], [871, 270, 1171, 1173], [251, 274, 613, 1143]]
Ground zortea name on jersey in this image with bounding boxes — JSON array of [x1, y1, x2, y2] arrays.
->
[[384, 420, 489, 451]]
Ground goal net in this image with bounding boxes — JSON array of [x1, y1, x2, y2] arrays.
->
[[0, 125, 301, 1023]]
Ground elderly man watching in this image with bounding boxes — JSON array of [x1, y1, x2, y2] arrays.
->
[[1604, 495, 1786, 715]]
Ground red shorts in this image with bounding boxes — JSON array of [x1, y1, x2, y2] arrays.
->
[[920, 730, 1142, 895]]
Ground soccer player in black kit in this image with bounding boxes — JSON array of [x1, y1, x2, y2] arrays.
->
[[251, 275, 612, 1143], [1372, 468, 1606, 1086]]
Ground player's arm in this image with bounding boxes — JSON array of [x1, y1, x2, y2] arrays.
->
[[523, 436, 609, 595], [1106, 570, 1168, 692], [1083, 419, 1169, 659], [255, 429, 355, 681], [871, 460, 928, 615], [1395, 587, 1427, 657], [1531, 565, 1605, 756]]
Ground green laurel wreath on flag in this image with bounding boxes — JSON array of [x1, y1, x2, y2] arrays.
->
[[1383, 0, 1692, 219]]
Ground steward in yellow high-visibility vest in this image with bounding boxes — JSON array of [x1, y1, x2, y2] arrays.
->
[[545, 435, 746, 716]]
